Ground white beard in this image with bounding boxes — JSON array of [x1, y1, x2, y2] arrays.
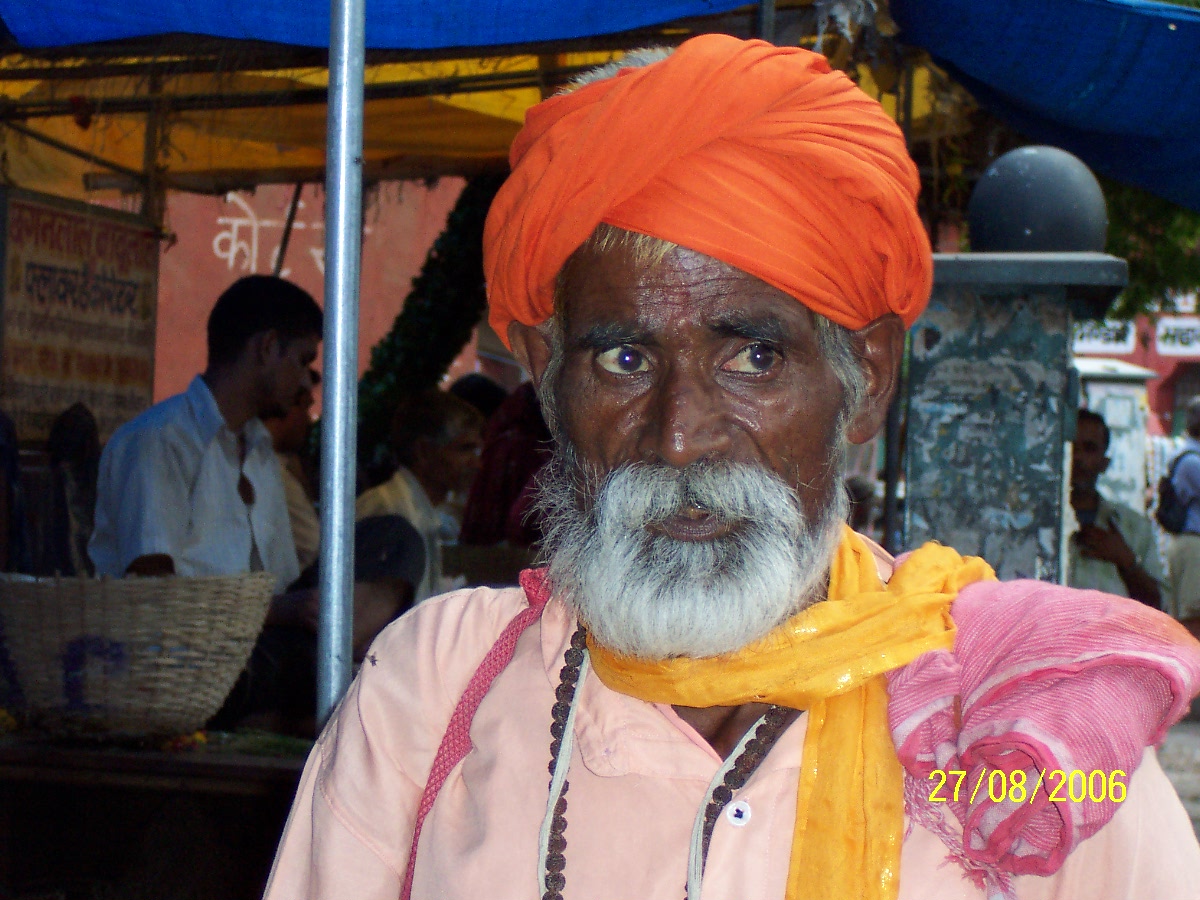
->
[[534, 455, 848, 659]]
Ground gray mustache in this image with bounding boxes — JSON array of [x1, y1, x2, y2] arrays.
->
[[595, 461, 801, 533]]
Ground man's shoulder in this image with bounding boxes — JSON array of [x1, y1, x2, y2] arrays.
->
[[347, 582, 550, 750], [369, 583, 537, 668], [1174, 445, 1200, 473], [356, 468, 421, 520], [1100, 498, 1154, 530], [106, 389, 198, 452], [950, 576, 1123, 610]]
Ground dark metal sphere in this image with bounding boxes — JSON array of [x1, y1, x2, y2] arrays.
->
[[968, 146, 1108, 252]]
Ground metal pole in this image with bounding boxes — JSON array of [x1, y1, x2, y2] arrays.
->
[[274, 182, 305, 276], [881, 60, 916, 555], [756, 0, 777, 43], [317, 0, 365, 724], [140, 76, 167, 228]]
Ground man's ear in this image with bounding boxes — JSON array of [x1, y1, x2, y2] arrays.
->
[[409, 436, 434, 471], [508, 321, 554, 387], [845, 313, 906, 445], [255, 328, 282, 365]]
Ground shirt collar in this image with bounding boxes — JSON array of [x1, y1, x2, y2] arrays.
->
[[537, 594, 807, 781], [185, 375, 227, 445], [396, 467, 437, 516], [184, 374, 274, 455]]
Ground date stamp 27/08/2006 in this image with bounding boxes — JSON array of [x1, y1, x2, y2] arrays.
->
[[928, 768, 1128, 805]]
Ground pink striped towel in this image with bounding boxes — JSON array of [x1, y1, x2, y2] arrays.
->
[[889, 579, 1200, 891]]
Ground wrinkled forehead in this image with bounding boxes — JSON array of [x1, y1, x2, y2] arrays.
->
[[555, 239, 817, 339]]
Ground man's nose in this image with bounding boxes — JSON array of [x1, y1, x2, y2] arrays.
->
[[639, 364, 732, 468]]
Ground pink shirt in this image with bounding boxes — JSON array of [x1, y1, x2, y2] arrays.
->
[[266, 585, 1200, 900]]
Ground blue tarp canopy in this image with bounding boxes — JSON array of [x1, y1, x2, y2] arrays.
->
[[0, 1, 747, 49], [890, 0, 1200, 212], [1, 0, 1199, 211]]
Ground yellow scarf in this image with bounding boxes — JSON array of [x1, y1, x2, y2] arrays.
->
[[587, 526, 995, 900]]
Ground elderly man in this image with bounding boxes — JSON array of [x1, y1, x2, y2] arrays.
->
[[266, 37, 1200, 900]]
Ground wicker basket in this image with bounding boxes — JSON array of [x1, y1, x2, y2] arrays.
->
[[0, 572, 275, 738]]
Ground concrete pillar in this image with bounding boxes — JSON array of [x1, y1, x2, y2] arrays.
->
[[903, 252, 1126, 582]]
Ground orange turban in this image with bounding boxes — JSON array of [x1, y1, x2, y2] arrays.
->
[[483, 34, 932, 347]]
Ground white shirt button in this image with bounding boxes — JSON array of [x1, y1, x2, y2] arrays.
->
[[725, 800, 752, 827]]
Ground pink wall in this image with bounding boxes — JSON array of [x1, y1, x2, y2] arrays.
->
[[155, 179, 470, 405]]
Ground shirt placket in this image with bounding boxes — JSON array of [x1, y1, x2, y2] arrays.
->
[[229, 428, 263, 572]]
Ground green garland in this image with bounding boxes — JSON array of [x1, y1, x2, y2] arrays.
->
[[355, 172, 506, 474], [1102, 177, 1200, 318]]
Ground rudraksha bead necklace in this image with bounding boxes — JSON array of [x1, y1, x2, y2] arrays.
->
[[538, 625, 790, 900]]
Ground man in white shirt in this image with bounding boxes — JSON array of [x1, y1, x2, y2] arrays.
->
[[1067, 408, 1166, 608], [89, 275, 322, 593]]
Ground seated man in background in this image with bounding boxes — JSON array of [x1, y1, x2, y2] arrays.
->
[[46, 402, 101, 577], [264, 371, 321, 573], [210, 514, 425, 737], [460, 381, 554, 548], [1067, 408, 1165, 609], [356, 390, 484, 602], [90, 274, 321, 592], [448, 372, 509, 422]]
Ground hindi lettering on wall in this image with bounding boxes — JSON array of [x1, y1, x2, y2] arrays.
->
[[0, 189, 158, 441]]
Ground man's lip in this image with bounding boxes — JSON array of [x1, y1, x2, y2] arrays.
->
[[646, 512, 735, 542]]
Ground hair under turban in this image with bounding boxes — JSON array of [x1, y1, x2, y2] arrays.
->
[[483, 34, 932, 347]]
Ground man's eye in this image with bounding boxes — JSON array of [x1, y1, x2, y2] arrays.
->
[[724, 343, 778, 374], [596, 346, 648, 374]]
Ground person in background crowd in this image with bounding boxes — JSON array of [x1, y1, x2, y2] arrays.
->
[[89, 274, 321, 594], [266, 38, 1200, 900], [264, 372, 321, 573], [459, 381, 553, 547], [1068, 408, 1165, 609], [448, 372, 510, 421], [208, 375, 423, 738], [844, 473, 877, 537], [444, 373, 509, 530], [0, 408, 18, 572], [46, 402, 101, 576], [1169, 396, 1200, 633], [210, 513, 426, 737], [355, 390, 484, 602]]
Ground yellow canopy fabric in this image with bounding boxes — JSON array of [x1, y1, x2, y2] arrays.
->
[[0, 45, 943, 204], [0, 53, 617, 201]]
